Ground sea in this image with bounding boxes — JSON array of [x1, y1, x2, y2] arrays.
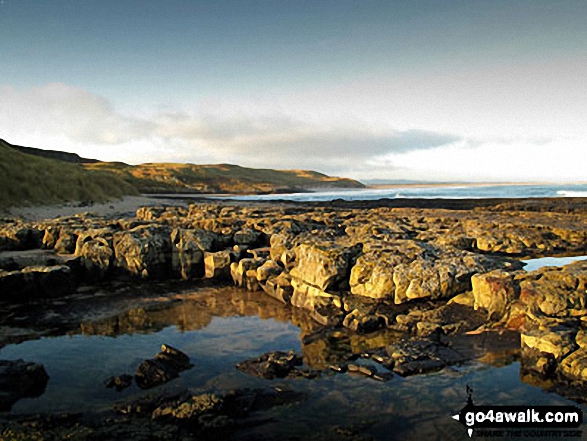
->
[[218, 183, 587, 202]]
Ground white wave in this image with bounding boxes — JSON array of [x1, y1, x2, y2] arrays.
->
[[557, 190, 587, 197]]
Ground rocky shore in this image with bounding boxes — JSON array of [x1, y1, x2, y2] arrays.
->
[[1, 197, 586, 439]]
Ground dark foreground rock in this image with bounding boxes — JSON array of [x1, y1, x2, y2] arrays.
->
[[104, 374, 133, 391], [0, 359, 49, 411], [0, 387, 307, 441], [135, 344, 193, 389], [236, 350, 320, 379]]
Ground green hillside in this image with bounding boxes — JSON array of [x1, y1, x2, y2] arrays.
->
[[85, 162, 365, 194], [1, 138, 364, 208], [0, 139, 138, 208]]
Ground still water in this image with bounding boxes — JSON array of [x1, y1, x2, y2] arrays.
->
[[0, 269, 585, 439]]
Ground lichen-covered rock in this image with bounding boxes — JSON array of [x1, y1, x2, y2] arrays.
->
[[113, 225, 172, 278], [54, 230, 78, 255], [42, 226, 59, 249], [74, 228, 114, 256], [349, 250, 406, 300], [170, 229, 215, 279], [256, 259, 283, 282], [521, 326, 578, 361], [230, 258, 265, 287], [558, 349, 587, 383], [79, 238, 113, 279], [290, 240, 362, 292], [519, 262, 587, 317], [472, 270, 517, 320], [204, 250, 232, 280], [234, 228, 266, 247], [392, 254, 503, 304], [269, 232, 296, 267], [136, 206, 166, 221], [462, 219, 569, 255]]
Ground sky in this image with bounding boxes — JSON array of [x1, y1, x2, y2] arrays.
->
[[1, 0, 586, 182]]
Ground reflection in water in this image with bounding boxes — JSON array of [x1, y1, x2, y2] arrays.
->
[[0, 285, 586, 439], [79, 288, 297, 337]]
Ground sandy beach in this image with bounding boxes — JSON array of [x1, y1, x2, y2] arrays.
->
[[2, 195, 188, 222], [4, 180, 587, 222]]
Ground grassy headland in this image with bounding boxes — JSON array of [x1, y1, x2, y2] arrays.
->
[[0, 139, 364, 208], [0, 139, 138, 209]]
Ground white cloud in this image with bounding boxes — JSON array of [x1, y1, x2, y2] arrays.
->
[[1, 83, 584, 182], [370, 138, 586, 182], [0, 83, 460, 175], [0, 83, 155, 145]]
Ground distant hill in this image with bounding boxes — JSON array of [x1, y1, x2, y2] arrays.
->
[[85, 161, 365, 194], [0, 139, 364, 207], [0, 139, 138, 208]]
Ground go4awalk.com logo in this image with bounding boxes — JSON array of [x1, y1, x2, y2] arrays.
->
[[451, 386, 583, 438]]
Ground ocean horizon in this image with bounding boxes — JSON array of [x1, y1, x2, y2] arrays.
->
[[218, 182, 587, 202]]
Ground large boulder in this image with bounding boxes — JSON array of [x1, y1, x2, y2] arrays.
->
[[472, 270, 517, 320], [519, 262, 587, 317], [0, 226, 43, 251], [392, 254, 504, 304], [135, 344, 192, 389], [204, 250, 233, 280], [22, 265, 73, 297], [348, 239, 512, 304], [290, 241, 362, 292], [113, 225, 172, 278], [0, 270, 25, 300], [79, 238, 114, 280], [0, 359, 49, 411], [349, 241, 429, 300], [74, 228, 115, 256], [170, 229, 216, 279]]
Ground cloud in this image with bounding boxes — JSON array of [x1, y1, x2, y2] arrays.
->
[[0, 83, 461, 175], [0, 83, 154, 144]]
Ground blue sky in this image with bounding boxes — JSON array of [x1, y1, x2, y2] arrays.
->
[[1, 0, 586, 181]]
